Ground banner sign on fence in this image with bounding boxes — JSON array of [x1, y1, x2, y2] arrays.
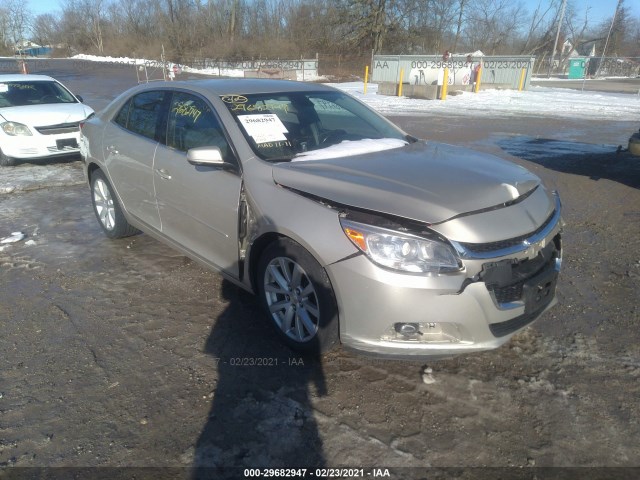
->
[[372, 55, 536, 90]]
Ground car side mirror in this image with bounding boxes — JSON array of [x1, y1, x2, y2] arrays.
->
[[76, 95, 84, 103], [187, 146, 225, 166]]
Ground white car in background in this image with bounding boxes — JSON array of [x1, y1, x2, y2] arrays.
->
[[0, 74, 94, 166]]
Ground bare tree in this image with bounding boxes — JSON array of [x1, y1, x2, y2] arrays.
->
[[86, 0, 107, 53], [464, 0, 526, 54], [519, 0, 559, 54], [562, 4, 590, 57], [15, 0, 638, 68], [4, 0, 32, 48], [342, 0, 396, 54], [31, 14, 59, 47], [606, 0, 631, 56], [453, 0, 467, 52], [0, 7, 11, 52], [627, 16, 640, 56], [57, 0, 110, 53]]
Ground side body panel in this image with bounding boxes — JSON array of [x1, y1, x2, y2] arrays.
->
[[153, 144, 242, 276], [102, 121, 161, 230]]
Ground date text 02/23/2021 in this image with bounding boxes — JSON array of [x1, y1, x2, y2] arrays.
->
[[243, 468, 391, 478]]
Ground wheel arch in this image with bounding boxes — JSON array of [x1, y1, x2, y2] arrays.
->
[[86, 161, 101, 181], [248, 231, 285, 293], [247, 228, 339, 293], [251, 232, 341, 353]]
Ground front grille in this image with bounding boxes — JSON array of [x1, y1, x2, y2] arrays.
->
[[493, 282, 524, 304], [458, 208, 556, 254], [47, 145, 79, 153], [484, 234, 561, 305], [35, 122, 80, 135]]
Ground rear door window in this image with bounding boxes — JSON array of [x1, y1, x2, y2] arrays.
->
[[117, 90, 167, 142], [113, 99, 132, 128]]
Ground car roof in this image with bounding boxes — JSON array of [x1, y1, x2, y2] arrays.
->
[[137, 78, 336, 96], [0, 74, 57, 82]]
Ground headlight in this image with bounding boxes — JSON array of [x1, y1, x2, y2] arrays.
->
[[340, 219, 462, 274], [1, 122, 32, 136]]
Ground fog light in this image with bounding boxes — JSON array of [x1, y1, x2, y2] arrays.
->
[[395, 323, 420, 337], [383, 322, 471, 344]]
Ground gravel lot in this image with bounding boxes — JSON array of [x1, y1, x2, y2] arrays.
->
[[1, 59, 639, 479]]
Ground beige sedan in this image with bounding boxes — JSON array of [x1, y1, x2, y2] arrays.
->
[[80, 79, 562, 358]]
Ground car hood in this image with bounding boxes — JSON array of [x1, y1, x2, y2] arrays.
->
[[272, 141, 541, 224], [0, 103, 94, 127]]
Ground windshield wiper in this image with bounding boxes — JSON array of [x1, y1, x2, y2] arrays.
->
[[264, 156, 294, 163]]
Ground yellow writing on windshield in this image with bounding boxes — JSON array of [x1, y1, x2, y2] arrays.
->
[[221, 94, 248, 104], [172, 102, 202, 123], [231, 103, 289, 114], [8, 83, 37, 91]]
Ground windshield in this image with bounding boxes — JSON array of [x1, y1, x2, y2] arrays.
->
[[0, 80, 78, 108], [221, 91, 407, 161]]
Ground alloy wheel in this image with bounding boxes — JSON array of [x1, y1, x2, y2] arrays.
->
[[263, 257, 320, 343], [93, 178, 116, 231]]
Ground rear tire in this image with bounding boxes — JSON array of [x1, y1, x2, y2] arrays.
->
[[90, 169, 139, 238], [257, 238, 339, 355]]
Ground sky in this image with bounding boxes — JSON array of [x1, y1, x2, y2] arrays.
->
[[26, 0, 640, 25]]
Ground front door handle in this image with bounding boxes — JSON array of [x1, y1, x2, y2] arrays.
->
[[155, 168, 172, 180]]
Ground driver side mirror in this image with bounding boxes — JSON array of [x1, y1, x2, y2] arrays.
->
[[187, 146, 226, 166]]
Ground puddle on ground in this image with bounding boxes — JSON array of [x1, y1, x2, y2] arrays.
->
[[498, 136, 618, 160], [496, 135, 640, 189]]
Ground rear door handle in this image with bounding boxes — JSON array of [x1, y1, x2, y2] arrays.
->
[[106, 145, 118, 154], [155, 168, 172, 180]]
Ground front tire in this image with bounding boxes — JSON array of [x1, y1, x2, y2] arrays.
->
[[257, 238, 339, 355], [0, 149, 16, 167], [90, 169, 139, 238]]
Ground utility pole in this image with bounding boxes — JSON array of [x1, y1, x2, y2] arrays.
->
[[596, 0, 622, 77], [547, 0, 567, 78]]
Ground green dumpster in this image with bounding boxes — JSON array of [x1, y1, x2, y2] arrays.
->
[[568, 58, 586, 79]]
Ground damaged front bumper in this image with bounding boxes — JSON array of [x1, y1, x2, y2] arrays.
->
[[326, 193, 563, 359]]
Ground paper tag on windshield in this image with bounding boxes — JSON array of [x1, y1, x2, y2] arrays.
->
[[0, 84, 8, 93], [238, 114, 288, 144]]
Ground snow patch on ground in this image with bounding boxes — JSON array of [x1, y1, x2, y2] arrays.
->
[[331, 82, 640, 121], [0, 161, 85, 194], [0, 231, 25, 244]]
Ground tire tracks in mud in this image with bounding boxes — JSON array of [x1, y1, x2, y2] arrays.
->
[[2, 105, 640, 467]]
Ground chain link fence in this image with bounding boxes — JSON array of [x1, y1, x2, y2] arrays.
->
[[317, 54, 371, 79], [535, 56, 640, 79], [181, 54, 370, 80]]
